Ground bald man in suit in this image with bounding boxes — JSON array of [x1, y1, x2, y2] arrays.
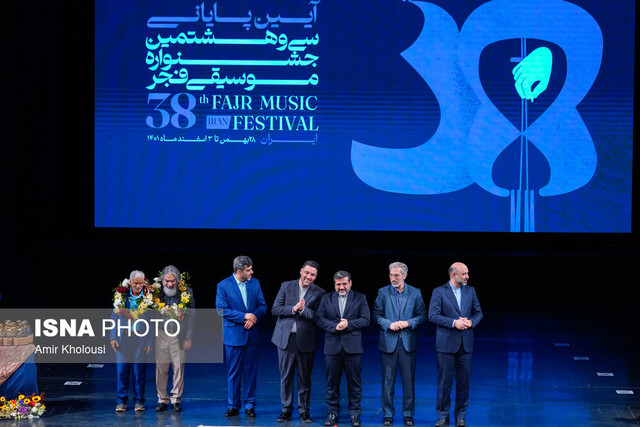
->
[[428, 262, 482, 427]]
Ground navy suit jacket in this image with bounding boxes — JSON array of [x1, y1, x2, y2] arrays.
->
[[271, 279, 326, 352], [316, 291, 370, 355], [373, 283, 427, 353], [215, 274, 267, 346], [428, 283, 482, 353]]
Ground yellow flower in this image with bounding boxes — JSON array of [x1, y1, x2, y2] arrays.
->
[[18, 395, 25, 400], [0, 396, 5, 402], [32, 396, 41, 403], [158, 303, 165, 309], [1, 405, 7, 411], [178, 304, 184, 309], [24, 398, 30, 404]]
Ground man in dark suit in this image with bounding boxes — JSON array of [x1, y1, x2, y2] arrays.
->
[[316, 270, 370, 427], [373, 262, 427, 426], [428, 262, 483, 427], [271, 260, 326, 424], [215, 256, 267, 418]]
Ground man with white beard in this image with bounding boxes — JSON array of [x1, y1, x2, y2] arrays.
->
[[154, 265, 195, 413]]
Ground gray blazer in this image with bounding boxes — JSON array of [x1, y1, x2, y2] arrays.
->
[[271, 280, 326, 352], [373, 283, 427, 353]]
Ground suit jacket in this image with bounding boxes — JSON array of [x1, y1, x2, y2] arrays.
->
[[215, 274, 267, 346], [271, 280, 326, 352], [373, 283, 427, 353], [428, 283, 482, 353], [316, 291, 370, 355]]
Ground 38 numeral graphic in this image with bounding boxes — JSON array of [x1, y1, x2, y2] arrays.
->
[[146, 93, 196, 129]]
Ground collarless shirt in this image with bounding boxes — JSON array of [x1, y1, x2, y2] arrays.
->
[[338, 292, 349, 317], [449, 281, 462, 310]]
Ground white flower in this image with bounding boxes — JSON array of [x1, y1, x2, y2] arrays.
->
[[152, 282, 161, 289], [122, 279, 130, 287]]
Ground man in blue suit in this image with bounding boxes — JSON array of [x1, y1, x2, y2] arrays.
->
[[110, 270, 154, 413], [271, 260, 326, 423], [373, 262, 427, 426], [428, 262, 483, 427], [215, 256, 267, 418], [316, 271, 370, 427]]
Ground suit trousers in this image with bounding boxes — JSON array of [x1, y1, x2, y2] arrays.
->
[[278, 333, 315, 414], [436, 348, 473, 419], [155, 331, 185, 404], [116, 336, 147, 404], [325, 349, 362, 416], [381, 335, 416, 418], [224, 342, 258, 410]]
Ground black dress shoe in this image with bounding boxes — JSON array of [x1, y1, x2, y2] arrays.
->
[[435, 418, 450, 427], [404, 417, 415, 426], [383, 417, 393, 426], [455, 418, 466, 427], [324, 413, 338, 426], [277, 411, 292, 422], [245, 408, 257, 417], [351, 415, 361, 427], [171, 403, 182, 412], [300, 412, 313, 423], [224, 408, 239, 417], [155, 402, 168, 412]]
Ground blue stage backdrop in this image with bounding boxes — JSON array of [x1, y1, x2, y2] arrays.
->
[[95, 0, 633, 232]]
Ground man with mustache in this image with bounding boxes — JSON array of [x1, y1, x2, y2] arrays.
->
[[373, 262, 427, 426], [316, 270, 370, 427]]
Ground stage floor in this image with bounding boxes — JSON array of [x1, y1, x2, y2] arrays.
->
[[13, 314, 640, 426]]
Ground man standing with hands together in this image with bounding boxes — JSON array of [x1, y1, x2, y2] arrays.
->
[[271, 260, 326, 423], [373, 262, 427, 426], [428, 262, 483, 427]]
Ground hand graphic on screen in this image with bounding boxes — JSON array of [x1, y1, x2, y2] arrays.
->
[[512, 47, 553, 101]]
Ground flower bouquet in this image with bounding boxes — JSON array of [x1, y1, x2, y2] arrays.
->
[[0, 393, 46, 420]]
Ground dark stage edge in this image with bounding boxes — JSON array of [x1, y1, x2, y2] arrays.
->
[[7, 325, 640, 426]]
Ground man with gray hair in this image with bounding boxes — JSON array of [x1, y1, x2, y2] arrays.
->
[[155, 265, 195, 413], [373, 262, 427, 426], [110, 270, 154, 412]]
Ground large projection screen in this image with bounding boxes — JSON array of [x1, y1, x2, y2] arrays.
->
[[95, 0, 634, 232]]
